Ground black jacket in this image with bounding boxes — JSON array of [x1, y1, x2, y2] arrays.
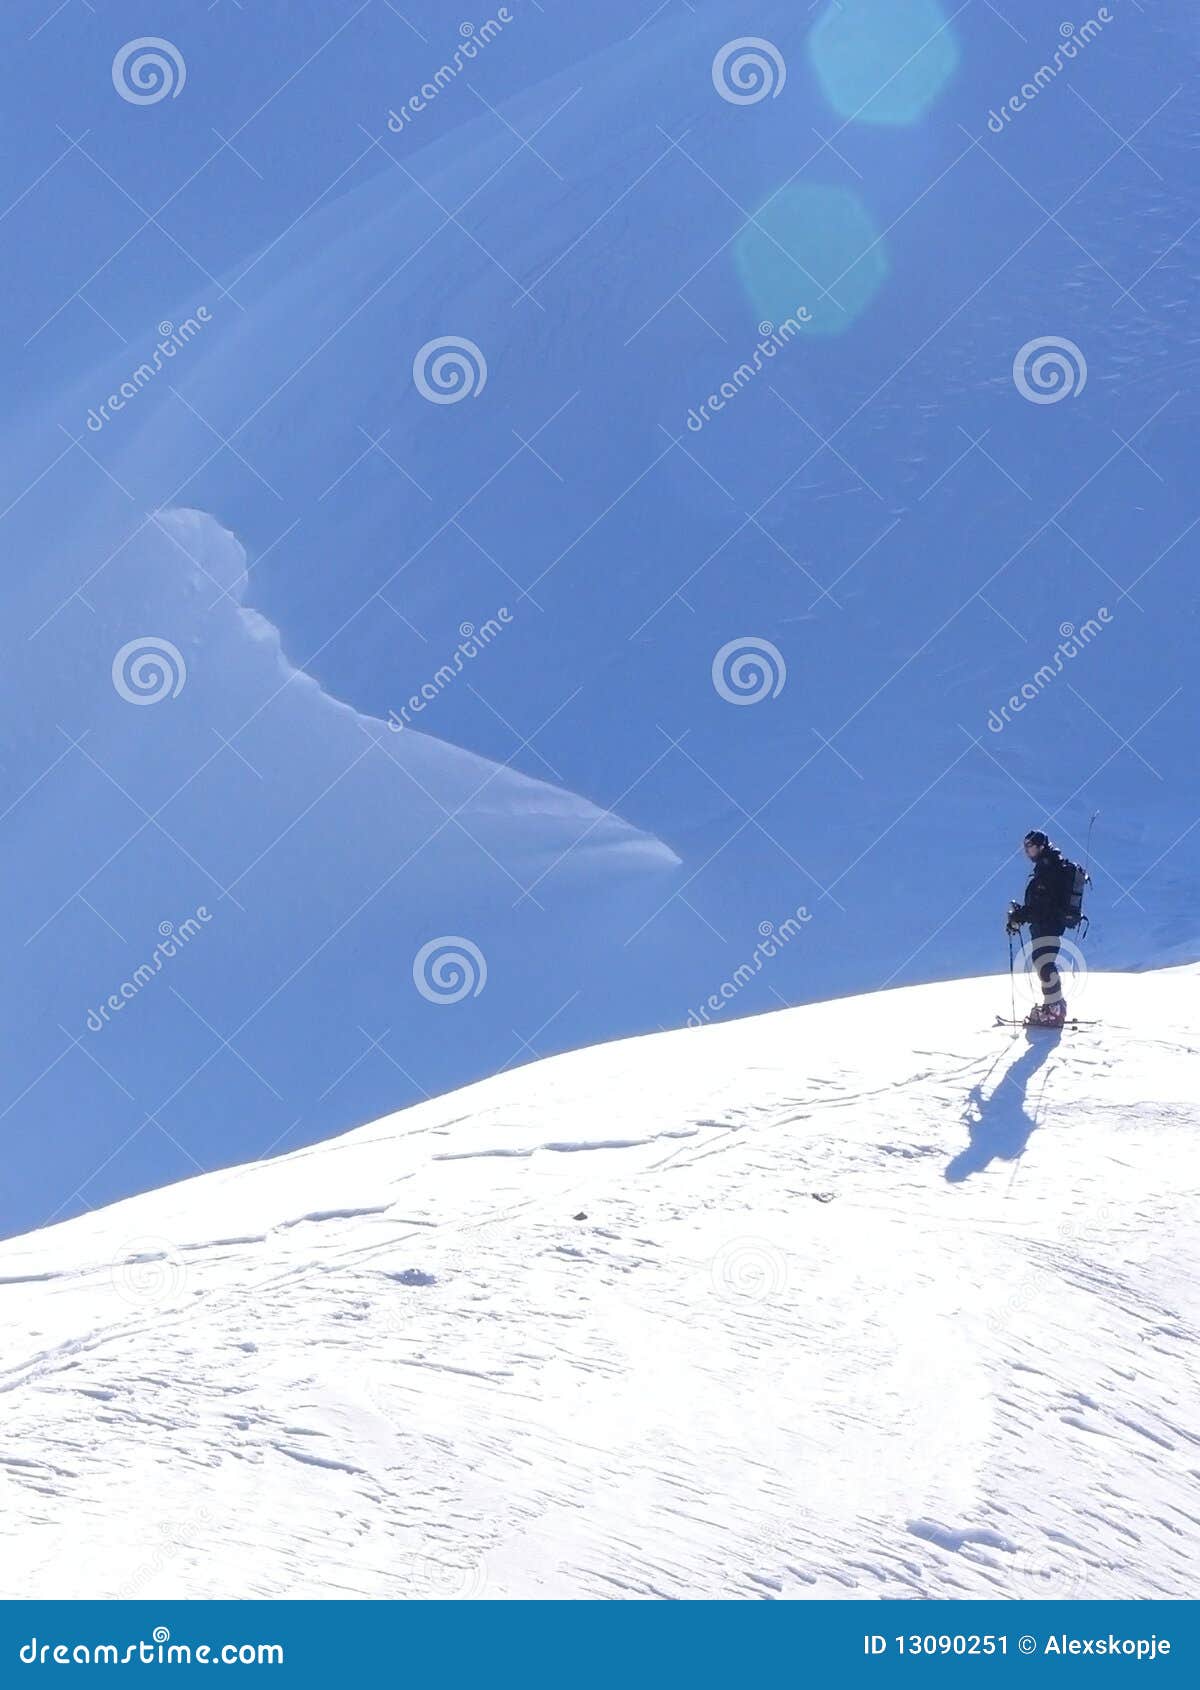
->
[[1014, 846, 1073, 931]]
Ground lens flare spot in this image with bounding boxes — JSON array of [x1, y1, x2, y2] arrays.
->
[[734, 185, 888, 339], [809, 0, 960, 126]]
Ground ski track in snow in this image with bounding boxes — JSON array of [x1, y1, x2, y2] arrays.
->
[[0, 969, 1196, 1600]]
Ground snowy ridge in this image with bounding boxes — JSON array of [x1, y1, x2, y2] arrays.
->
[[1, 968, 1197, 1599]]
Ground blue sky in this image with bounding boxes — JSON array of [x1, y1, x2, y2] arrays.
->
[[1, 0, 1196, 1235]]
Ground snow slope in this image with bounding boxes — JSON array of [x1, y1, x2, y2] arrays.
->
[[1, 967, 1196, 1600]]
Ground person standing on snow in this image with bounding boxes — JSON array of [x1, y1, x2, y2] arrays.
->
[[1006, 829, 1074, 1025]]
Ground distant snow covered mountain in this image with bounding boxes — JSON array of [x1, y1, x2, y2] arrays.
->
[[1, 0, 1197, 1236], [2, 966, 1196, 1600]]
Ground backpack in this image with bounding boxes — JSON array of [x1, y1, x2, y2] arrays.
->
[[1062, 859, 1090, 932]]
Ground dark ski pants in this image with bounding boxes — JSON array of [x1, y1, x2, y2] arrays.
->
[[1029, 924, 1065, 1003]]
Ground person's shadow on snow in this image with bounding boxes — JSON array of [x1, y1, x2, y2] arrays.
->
[[945, 1034, 1059, 1183]]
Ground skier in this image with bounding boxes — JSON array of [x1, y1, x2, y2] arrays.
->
[[1005, 829, 1074, 1026]]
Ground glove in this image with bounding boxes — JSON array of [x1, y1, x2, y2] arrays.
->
[[1005, 902, 1025, 935]]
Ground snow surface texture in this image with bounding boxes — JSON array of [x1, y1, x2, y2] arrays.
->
[[3, 0, 1199, 1234], [1, 968, 1196, 1600]]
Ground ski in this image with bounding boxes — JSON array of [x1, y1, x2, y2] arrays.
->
[[994, 1015, 1096, 1030]]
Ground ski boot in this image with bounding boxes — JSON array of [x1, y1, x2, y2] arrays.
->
[[1026, 1001, 1066, 1029]]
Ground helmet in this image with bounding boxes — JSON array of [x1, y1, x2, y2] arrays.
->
[[1023, 829, 1049, 848]]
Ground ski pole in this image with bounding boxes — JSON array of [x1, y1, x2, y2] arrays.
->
[[1080, 809, 1098, 943], [1008, 932, 1016, 1024]]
